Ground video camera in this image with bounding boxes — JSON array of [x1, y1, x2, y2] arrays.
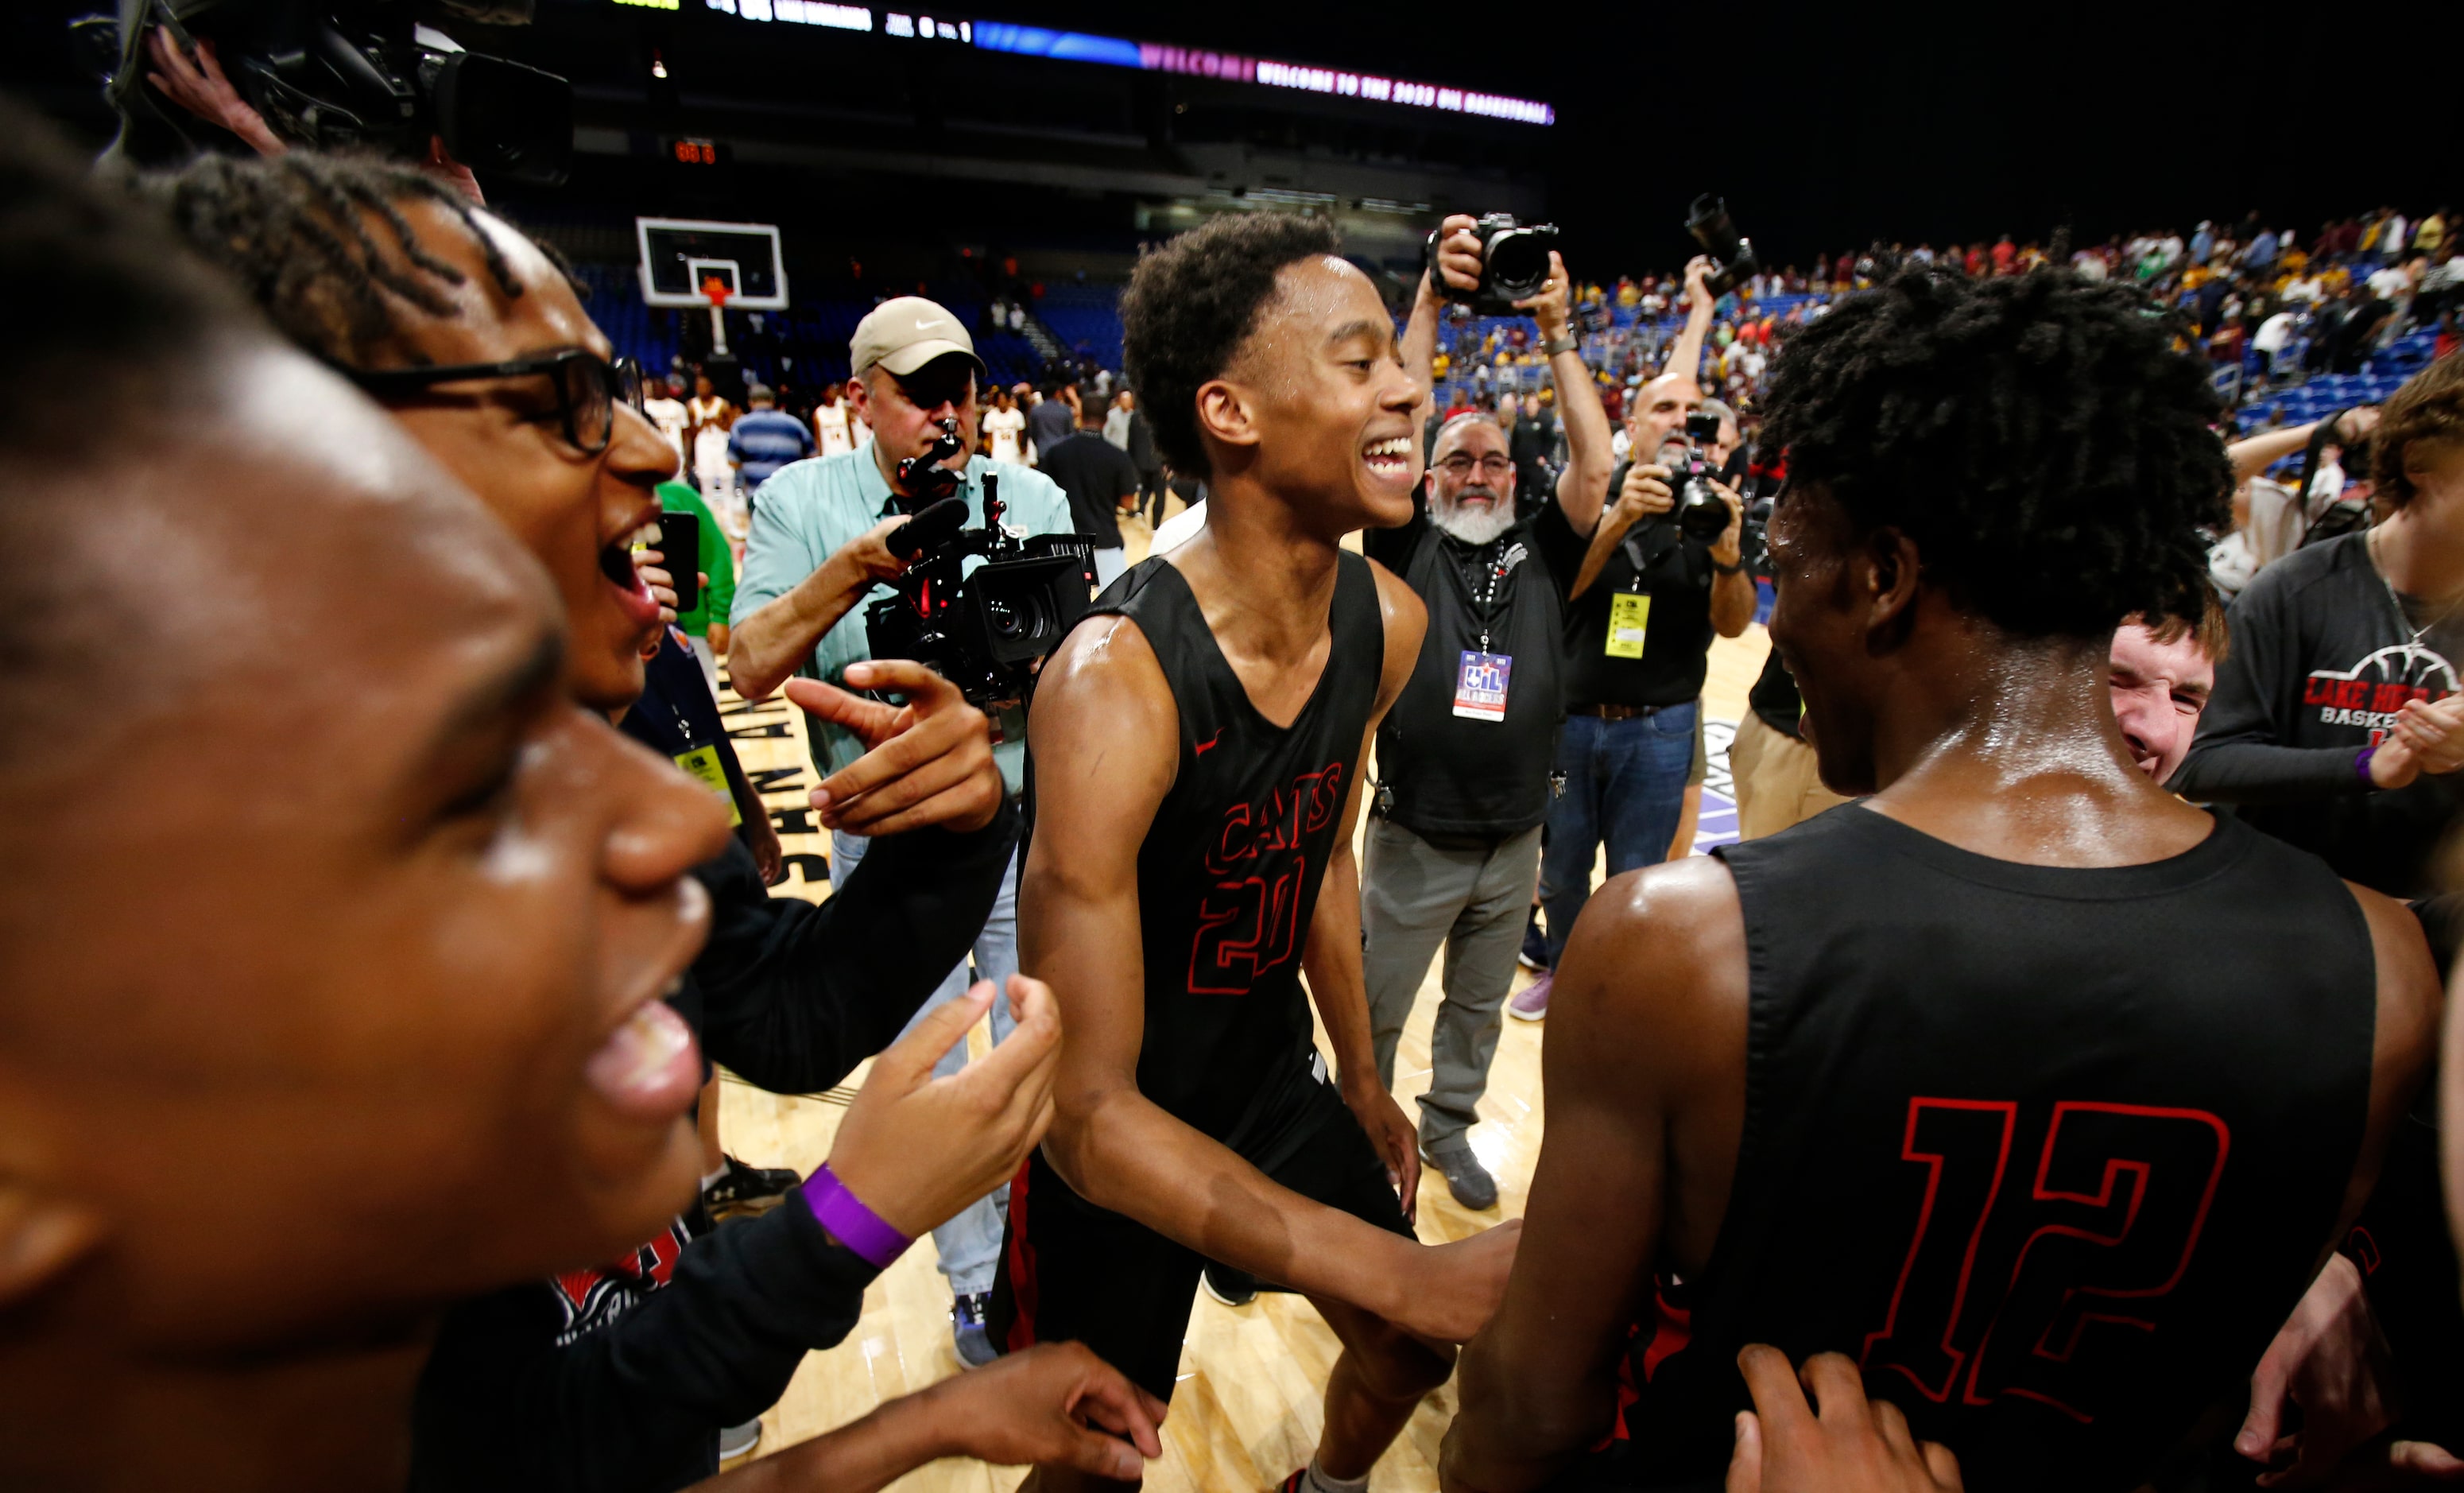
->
[[1685, 195, 1760, 297], [92, 0, 572, 184], [864, 420, 1097, 706], [1427, 212, 1562, 316]]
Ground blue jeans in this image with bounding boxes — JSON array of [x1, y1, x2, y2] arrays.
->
[[831, 830, 1019, 1299], [1539, 703, 1698, 964]]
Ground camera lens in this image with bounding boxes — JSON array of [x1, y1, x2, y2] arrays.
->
[[1677, 478, 1730, 542], [1487, 231, 1552, 296], [984, 593, 1048, 643]]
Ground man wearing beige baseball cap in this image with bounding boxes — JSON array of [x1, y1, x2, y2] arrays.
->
[[729, 295, 1075, 1367]]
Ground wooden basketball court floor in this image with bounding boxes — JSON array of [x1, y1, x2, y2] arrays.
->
[[710, 512, 1770, 1490]]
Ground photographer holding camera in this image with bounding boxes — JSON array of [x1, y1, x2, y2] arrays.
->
[[1510, 379, 1756, 1020], [1355, 215, 1613, 1210], [1615, 258, 1718, 463], [730, 297, 1074, 1366]]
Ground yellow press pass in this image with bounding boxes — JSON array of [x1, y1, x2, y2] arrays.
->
[[1606, 591, 1650, 659], [673, 745, 743, 827]]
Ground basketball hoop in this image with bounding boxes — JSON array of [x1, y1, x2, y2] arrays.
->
[[699, 276, 734, 358]]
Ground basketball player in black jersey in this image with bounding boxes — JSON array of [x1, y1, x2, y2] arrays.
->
[[1440, 269, 2443, 1493], [995, 213, 1522, 1491]]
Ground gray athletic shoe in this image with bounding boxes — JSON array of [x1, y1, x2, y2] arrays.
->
[[1420, 1142, 1499, 1212], [719, 1418, 762, 1460]]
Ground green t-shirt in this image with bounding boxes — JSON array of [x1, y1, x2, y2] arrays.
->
[[657, 479, 734, 637]]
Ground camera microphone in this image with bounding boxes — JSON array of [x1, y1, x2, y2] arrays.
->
[[888, 497, 969, 560]]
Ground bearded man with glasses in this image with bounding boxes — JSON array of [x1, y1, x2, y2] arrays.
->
[[1351, 220, 1614, 1212]]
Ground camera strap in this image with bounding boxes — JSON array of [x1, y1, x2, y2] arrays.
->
[[1620, 517, 1681, 577]]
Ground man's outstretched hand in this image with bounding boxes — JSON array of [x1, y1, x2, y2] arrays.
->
[[1727, 1348, 1962, 1493], [924, 1341, 1168, 1480], [785, 660, 1003, 836], [1344, 1079, 1423, 1218], [1395, 1220, 1523, 1344], [2237, 1253, 2399, 1487], [827, 975, 1060, 1239], [144, 30, 288, 157], [680, 1328, 1160, 1493]]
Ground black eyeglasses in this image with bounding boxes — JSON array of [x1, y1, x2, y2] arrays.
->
[[343, 349, 645, 455], [1436, 453, 1516, 477]]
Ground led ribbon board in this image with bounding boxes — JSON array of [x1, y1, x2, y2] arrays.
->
[[668, 2, 1555, 125]]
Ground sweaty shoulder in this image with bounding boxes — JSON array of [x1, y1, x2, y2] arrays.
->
[[1029, 610, 1179, 801], [2346, 878, 2440, 1092], [1554, 856, 1749, 1104], [1365, 555, 1428, 710]]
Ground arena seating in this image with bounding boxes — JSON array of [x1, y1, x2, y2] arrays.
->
[[1033, 281, 1126, 374], [570, 262, 1046, 395], [2233, 331, 2441, 433], [577, 239, 2444, 455]]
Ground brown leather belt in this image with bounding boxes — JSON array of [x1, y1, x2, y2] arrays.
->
[[1568, 701, 1675, 720]]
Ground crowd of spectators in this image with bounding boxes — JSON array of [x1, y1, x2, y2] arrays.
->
[[1424, 204, 2455, 493]]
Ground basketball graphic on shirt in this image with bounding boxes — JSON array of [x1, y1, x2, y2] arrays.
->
[[2302, 642, 2458, 739]]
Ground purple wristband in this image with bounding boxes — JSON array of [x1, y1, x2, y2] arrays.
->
[[2357, 745, 2379, 789], [799, 1164, 912, 1269]]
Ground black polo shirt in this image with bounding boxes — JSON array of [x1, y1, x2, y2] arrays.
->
[[1366, 498, 1567, 840], [1533, 459, 1718, 710]]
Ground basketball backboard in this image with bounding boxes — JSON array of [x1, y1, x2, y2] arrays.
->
[[635, 218, 788, 309]]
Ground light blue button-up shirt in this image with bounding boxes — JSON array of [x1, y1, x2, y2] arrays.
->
[[733, 442, 1073, 791]]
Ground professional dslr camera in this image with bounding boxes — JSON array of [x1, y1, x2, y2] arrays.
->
[[90, 0, 572, 183], [1426, 212, 1562, 315], [864, 420, 1097, 706], [1667, 410, 1734, 543], [1684, 195, 1760, 297]]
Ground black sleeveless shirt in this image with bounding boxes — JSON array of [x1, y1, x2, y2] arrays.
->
[[1605, 806, 2377, 1493], [1075, 549, 1383, 1164]]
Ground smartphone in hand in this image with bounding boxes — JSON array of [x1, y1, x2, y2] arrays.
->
[[657, 510, 700, 615]]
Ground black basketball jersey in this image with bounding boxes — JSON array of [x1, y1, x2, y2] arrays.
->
[[1076, 549, 1383, 1161], [1610, 806, 2377, 1493]]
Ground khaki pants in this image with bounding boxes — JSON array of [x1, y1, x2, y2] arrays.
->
[[1727, 710, 1851, 840]]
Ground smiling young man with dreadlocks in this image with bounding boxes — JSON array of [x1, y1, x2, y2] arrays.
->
[[1438, 266, 2440, 1493], [153, 150, 1168, 1493]]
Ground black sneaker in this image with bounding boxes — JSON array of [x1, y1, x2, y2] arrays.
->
[[703, 1154, 799, 1217], [1517, 909, 1550, 971], [952, 1291, 998, 1367], [1420, 1142, 1500, 1212], [1201, 1262, 1259, 1307]]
